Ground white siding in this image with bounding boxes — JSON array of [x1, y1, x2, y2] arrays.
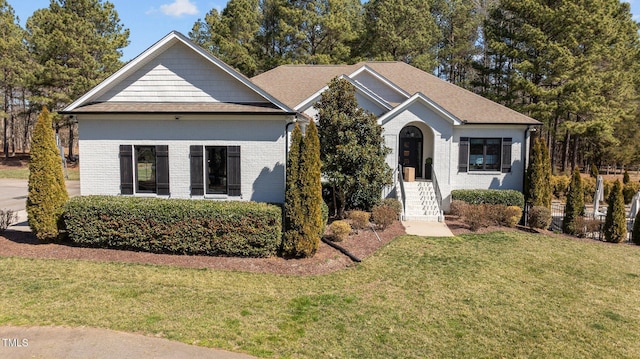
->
[[352, 71, 408, 105], [78, 115, 288, 203], [97, 42, 264, 103]]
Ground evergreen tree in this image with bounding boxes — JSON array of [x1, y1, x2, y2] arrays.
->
[[526, 138, 552, 208], [603, 180, 627, 243], [298, 121, 323, 256], [563, 167, 584, 235], [282, 123, 304, 257], [26, 0, 129, 158], [623, 170, 630, 184], [27, 107, 68, 242], [315, 77, 392, 216]]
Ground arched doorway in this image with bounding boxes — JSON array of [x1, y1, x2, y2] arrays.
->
[[399, 125, 423, 178]]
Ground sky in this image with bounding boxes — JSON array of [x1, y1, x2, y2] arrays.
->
[[10, 0, 640, 62]]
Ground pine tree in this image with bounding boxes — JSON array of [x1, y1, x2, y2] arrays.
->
[[282, 123, 304, 257], [27, 107, 68, 242], [623, 170, 630, 184], [603, 180, 627, 243], [563, 167, 584, 235]]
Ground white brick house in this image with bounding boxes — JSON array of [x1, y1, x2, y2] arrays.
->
[[64, 32, 540, 219]]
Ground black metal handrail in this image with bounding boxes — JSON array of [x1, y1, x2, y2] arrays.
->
[[430, 164, 443, 219], [398, 164, 406, 220]]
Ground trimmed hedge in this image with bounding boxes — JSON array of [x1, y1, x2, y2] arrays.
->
[[451, 189, 525, 209], [62, 196, 282, 257]]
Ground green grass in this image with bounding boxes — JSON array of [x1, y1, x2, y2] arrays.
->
[[0, 167, 79, 180], [1, 231, 640, 358]]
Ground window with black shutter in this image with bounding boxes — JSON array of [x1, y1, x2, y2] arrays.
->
[[119, 145, 170, 195], [190, 145, 241, 197], [459, 137, 513, 172]]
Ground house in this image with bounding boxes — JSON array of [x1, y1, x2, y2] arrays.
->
[[62, 31, 296, 204], [63, 31, 541, 221], [252, 63, 541, 219]]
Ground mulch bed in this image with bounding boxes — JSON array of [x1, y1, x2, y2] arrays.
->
[[0, 221, 405, 275]]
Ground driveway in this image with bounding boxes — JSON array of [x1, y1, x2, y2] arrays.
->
[[0, 179, 80, 224]]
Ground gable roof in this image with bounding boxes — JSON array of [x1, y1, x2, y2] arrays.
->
[[63, 31, 295, 115], [252, 61, 540, 125]]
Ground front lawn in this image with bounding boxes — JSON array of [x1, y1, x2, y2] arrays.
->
[[1, 231, 640, 358]]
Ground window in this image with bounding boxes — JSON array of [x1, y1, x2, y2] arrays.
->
[[119, 145, 169, 195], [190, 145, 241, 197], [206, 146, 227, 194], [136, 146, 156, 193], [469, 138, 501, 171], [459, 137, 512, 173]]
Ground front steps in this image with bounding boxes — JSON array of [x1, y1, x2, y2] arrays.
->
[[402, 181, 443, 222]]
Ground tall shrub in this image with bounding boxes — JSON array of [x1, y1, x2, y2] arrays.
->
[[282, 124, 304, 256], [27, 107, 69, 242], [563, 167, 585, 235], [298, 121, 323, 256], [590, 164, 599, 178], [623, 170, 630, 184], [603, 180, 627, 243], [526, 138, 552, 208]]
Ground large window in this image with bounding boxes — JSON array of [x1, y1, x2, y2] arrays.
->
[[135, 146, 157, 193], [206, 146, 227, 194], [469, 138, 501, 171], [459, 137, 512, 173], [119, 145, 169, 195]]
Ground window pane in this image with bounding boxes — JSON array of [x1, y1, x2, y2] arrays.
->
[[469, 139, 484, 170], [135, 146, 156, 193], [468, 138, 502, 171], [206, 146, 227, 194], [485, 139, 501, 170]]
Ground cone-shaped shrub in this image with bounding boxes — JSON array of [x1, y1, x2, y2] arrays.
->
[[298, 121, 323, 257], [282, 124, 304, 257], [526, 138, 552, 208], [590, 164, 599, 178], [623, 170, 630, 184], [563, 167, 585, 235], [27, 107, 69, 242], [603, 180, 627, 243]]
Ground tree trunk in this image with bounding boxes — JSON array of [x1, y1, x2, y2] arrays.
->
[[562, 130, 570, 173], [68, 122, 74, 160], [572, 134, 579, 171]]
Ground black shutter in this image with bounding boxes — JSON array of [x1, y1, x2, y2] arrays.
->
[[502, 138, 512, 173], [156, 145, 170, 195], [190, 145, 204, 196], [119, 145, 133, 195], [458, 137, 469, 172], [227, 146, 241, 196]]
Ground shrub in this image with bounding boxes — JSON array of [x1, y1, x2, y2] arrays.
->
[[573, 217, 602, 238], [603, 180, 627, 243], [525, 138, 552, 208], [462, 204, 492, 231], [348, 210, 370, 230], [382, 198, 402, 217], [582, 176, 596, 203], [551, 175, 570, 199], [563, 167, 585, 236], [329, 220, 351, 242], [451, 189, 524, 209], [590, 164, 599, 178], [623, 182, 640, 205], [632, 210, 640, 245], [528, 206, 551, 230], [0, 209, 16, 232], [27, 107, 69, 242], [62, 196, 282, 257], [372, 204, 397, 230], [623, 170, 630, 184], [448, 200, 467, 216], [503, 206, 523, 227]]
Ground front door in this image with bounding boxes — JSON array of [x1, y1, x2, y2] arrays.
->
[[399, 126, 423, 178]]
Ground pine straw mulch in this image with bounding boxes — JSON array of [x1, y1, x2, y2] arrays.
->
[[0, 221, 405, 276]]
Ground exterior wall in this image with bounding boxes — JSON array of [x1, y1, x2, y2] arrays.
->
[[381, 101, 531, 211], [78, 115, 289, 203], [97, 43, 264, 103]]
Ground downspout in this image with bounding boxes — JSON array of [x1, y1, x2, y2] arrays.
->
[[284, 115, 299, 193]]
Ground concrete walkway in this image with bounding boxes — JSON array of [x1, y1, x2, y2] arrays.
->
[[402, 221, 454, 237], [0, 326, 256, 359]]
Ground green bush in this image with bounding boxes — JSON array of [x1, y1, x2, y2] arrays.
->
[[62, 196, 282, 257], [503, 206, 523, 227], [382, 198, 402, 217], [371, 204, 397, 230], [27, 107, 69, 242], [623, 170, 630, 184], [329, 220, 351, 242], [528, 206, 551, 230], [347, 210, 370, 230], [551, 175, 570, 199], [590, 164, 599, 178], [603, 180, 627, 243], [563, 167, 585, 236], [451, 189, 525, 209], [623, 182, 640, 205]]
